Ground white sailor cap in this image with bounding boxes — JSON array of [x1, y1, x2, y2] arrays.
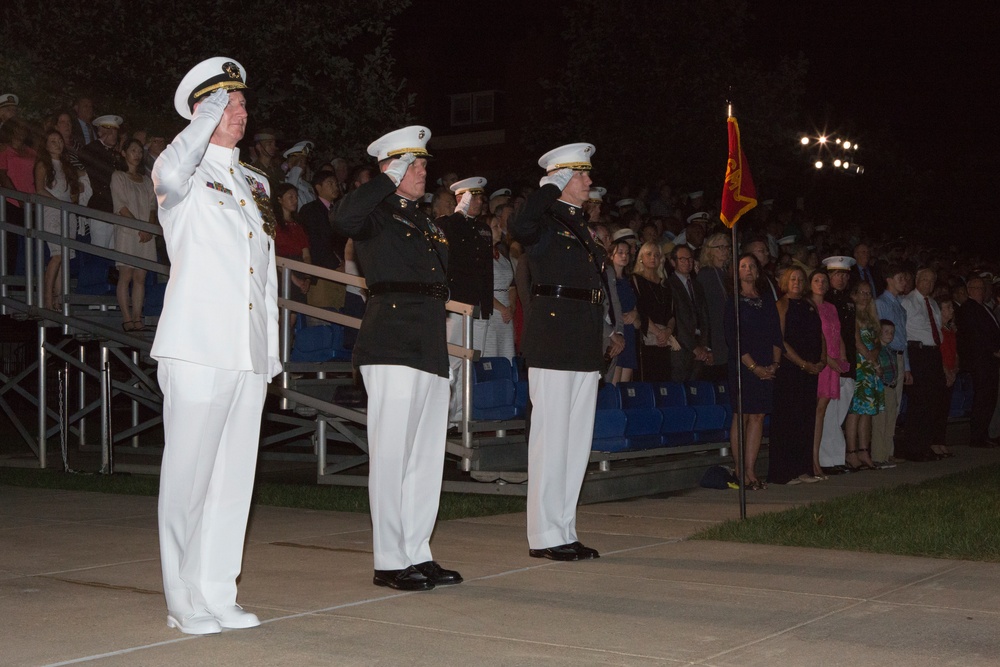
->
[[92, 115, 123, 129], [253, 129, 276, 143], [822, 255, 856, 271], [616, 198, 635, 209], [450, 177, 487, 195], [367, 125, 432, 161], [588, 186, 607, 203], [538, 142, 595, 171], [0, 93, 18, 108], [688, 190, 704, 199], [611, 228, 637, 242], [687, 211, 710, 225], [777, 234, 797, 246], [489, 188, 511, 201], [173, 56, 248, 120], [283, 140, 314, 158]]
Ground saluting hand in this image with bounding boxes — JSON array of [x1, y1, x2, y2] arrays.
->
[[384, 152, 416, 186], [539, 168, 573, 191], [454, 191, 472, 216], [194, 88, 229, 122]]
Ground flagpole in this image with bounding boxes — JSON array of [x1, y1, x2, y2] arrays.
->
[[726, 100, 747, 521]]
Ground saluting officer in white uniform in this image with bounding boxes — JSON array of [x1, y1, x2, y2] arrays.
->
[[332, 126, 462, 591], [510, 143, 605, 561], [151, 57, 281, 636]]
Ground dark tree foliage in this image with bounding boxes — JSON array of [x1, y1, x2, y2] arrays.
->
[[0, 0, 413, 158], [527, 0, 807, 198]]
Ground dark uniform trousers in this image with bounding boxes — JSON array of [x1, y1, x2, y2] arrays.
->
[[333, 174, 451, 570], [903, 343, 947, 457], [510, 185, 604, 549]]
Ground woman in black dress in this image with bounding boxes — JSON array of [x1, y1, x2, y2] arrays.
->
[[724, 254, 782, 489], [769, 266, 827, 485], [631, 241, 675, 381]]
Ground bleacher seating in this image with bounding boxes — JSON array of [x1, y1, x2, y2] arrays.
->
[[470, 357, 518, 421]]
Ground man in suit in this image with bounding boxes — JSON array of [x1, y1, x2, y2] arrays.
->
[[332, 125, 462, 592], [956, 276, 1000, 448], [151, 57, 281, 635], [78, 114, 125, 249], [511, 142, 606, 562], [439, 177, 494, 425], [901, 267, 948, 461], [668, 244, 712, 381], [853, 242, 882, 297], [299, 170, 347, 314]]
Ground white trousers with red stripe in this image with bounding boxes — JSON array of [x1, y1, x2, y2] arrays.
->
[[361, 364, 449, 570], [526, 368, 599, 550]]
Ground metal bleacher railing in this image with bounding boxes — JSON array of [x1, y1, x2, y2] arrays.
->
[[1, 185, 738, 502]]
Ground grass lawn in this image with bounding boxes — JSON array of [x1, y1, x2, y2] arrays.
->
[[0, 467, 527, 520], [692, 464, 1000, 562]]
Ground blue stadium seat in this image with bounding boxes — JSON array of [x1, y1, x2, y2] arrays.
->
[[660, 406, 697, 446], [592, 408, 628, 452], [685, 381, 717, 406], [691, 404, 728, 443], [597, 383, 622, 409], [513, 379, 528, 417], [290, 323, 353, 362], [651, 381, 687, 407], [471, 357, 517, 420], [712, 380, 731, 405], [619, 382, 655, 409]]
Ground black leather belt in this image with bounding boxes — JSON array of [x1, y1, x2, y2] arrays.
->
[[368, 281, 449, 301], [907, 341, 936, 349], [532, 284, 603, 304]]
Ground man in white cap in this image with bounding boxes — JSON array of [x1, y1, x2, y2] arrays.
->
[[584, 186, 606, 223], [0, 93, 18, 136], [489, 187, 511, 214], [78, 113, 125, 248], [283, 140, 315, 209], [151, 57, 281, 635], [332, 125, 462, 591], [818, 255, 857, 473], [510, 142, 610, 561], [440, 177, 494, 426]]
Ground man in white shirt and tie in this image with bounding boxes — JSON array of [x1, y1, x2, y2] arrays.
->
[[900, 268, 947, 462]]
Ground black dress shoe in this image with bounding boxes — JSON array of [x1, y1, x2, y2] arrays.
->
[[529, 543, 582, 561], [569, 541, 600, 559], [373, 565, 434, 591], [413, 560, 463, 585]]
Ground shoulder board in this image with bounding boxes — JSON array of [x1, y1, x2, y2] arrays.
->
[[240, 161, 269, 180]]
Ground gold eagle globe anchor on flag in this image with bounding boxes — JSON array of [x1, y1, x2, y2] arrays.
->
[[720, 116, 757, 228]]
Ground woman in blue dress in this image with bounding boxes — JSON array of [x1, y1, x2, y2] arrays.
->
[[724, 254, 783, 489], [609, 239, 638, 383]]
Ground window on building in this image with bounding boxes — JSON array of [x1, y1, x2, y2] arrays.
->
[[450, 90, 496, 126]]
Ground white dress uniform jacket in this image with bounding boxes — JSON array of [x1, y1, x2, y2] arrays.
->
[[151, 108, 279, 374]]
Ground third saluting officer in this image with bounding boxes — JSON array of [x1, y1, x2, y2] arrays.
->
[[511, 143, 606, 561], [331, 126, 462, 591]]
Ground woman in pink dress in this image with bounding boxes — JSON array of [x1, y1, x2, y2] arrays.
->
[[810, 269, 849, 478]]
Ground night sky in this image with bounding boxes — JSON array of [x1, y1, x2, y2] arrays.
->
[[395, 1, 994, 247]]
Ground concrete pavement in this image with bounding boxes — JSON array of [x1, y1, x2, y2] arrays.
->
[[2, 446, 999, 666]]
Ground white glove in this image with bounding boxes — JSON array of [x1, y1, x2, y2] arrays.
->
[[454, 191, 472, 216], [539, 168, 574, 191], [384, 152, 416, 186], [267, 356, 283, 383], [193, 88, 229, 122]]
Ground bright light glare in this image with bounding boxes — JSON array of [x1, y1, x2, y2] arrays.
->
[[842, 162, 850, 169], [843, 141, 852, 149], [853, 144, 859, 150], [835, 138, 842, 144], [814, 161, 824, 169], [833, 159, 842, 167], [800, 136, 810, 145], [818, 136, 828, 143]]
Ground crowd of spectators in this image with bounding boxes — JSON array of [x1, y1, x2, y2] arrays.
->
[[3, 92, 1000, 488]]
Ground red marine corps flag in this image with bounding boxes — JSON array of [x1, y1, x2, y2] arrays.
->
[[720, 116, 757, 228]]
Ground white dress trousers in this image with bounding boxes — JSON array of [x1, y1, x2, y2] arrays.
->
[[157, 358, 267, 616], [526, 368, 599, 550], [446, 312, 487, 423], [360, 364, 449, 570], [819, 376, 856, 467]]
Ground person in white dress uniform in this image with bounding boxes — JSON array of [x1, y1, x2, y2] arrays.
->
[[151, 57, 281, 636]]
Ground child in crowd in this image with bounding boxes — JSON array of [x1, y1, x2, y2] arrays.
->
[[876, 319, 897, 389]]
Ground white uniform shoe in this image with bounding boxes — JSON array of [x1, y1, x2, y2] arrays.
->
[[166, 612, 222, 635], [209, 604, 260, 629]]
